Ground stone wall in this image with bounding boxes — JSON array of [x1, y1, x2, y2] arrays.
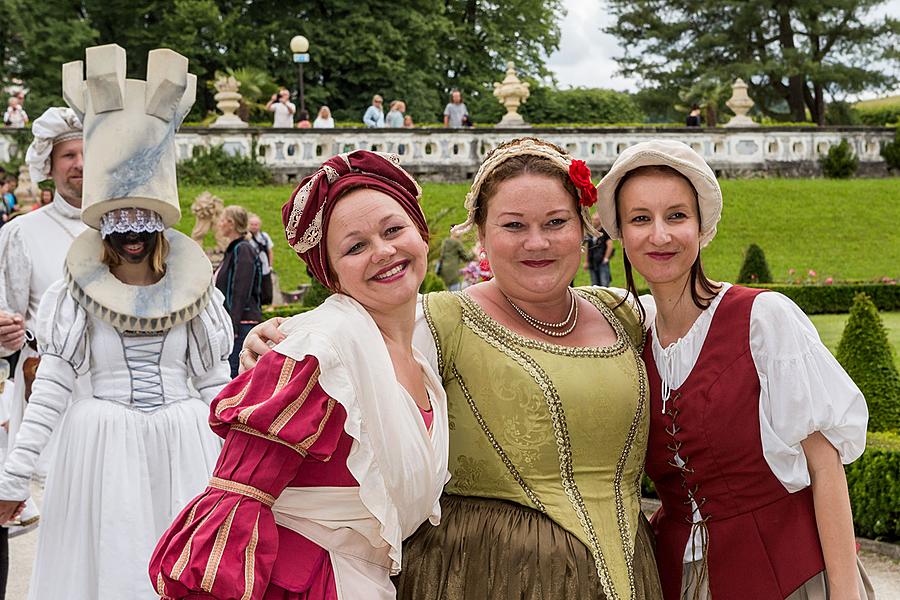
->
[[2, 126, 893, 183]]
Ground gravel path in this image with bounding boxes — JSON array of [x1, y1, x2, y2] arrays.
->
[[5, 487, 900, 598]]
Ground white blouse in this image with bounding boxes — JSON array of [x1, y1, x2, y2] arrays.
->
[[630, 283, 868, 562]]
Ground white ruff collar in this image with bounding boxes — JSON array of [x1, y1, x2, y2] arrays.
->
[[64, 228, 212, 333]]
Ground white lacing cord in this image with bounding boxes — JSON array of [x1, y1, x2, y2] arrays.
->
[[660, 340, 680, 415]]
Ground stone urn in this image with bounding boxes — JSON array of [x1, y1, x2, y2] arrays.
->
[[493, 62, 530, 127], [14, 164, 39, 206], [211, 75, 248, 128], [724, 78, 758, 128]]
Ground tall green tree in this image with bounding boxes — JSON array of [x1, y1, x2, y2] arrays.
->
[[606, 0, 900, 125]]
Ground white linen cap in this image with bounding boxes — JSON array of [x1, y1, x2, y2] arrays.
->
[[24, 107, 83, 183], [595, 140, 722, 248]]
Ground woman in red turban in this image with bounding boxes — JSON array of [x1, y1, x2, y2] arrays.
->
[[150, 150, 449, 600]]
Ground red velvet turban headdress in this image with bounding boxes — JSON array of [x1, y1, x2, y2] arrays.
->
[[282, 150, 428, 289]]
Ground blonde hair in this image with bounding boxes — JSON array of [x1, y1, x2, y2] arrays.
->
[[101, 232, 169, 276], [223, 204, 249, 237]]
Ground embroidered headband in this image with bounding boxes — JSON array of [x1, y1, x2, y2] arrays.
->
[[451, 137, 598, 236], [281, 150, 428, 289]]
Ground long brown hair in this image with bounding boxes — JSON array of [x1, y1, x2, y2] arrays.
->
[[614, 165, 720, 324]]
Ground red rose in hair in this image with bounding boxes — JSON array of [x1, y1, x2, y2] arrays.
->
[[568, 160, 597, 207]]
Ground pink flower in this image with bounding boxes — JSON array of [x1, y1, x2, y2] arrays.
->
[[808, 269, 817, 277], [824, 277, 833, 285]]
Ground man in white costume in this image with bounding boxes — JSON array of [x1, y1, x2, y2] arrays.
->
[[0, 107, 86, 525]]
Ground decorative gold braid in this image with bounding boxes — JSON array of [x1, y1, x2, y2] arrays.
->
[[213, 378, 252, 423], [241, 515, 260, 600], [208, 476, 276, 507], [201, 502, 239, 592], [229, 423, 310, 456], [273, 357, 297, 395], [422, 294, 444, 374], [459, 299, 633, 600], [455, 291, 629, 358], [299, 397, 336, 451], [452, 364, 546, 513], [156, 572, 166, 596], [170, 502, 212, 581], [269, 365, 320, 436]]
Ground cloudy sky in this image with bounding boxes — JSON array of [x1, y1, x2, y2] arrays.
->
[[547, 0, 900, 98]]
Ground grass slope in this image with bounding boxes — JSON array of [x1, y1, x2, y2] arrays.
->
[[176, 178, 900, 293]]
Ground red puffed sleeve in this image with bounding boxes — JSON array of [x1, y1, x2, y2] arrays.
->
[[149, 350, 345, 599]]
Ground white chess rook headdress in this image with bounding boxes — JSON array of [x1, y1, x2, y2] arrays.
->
[[62, 44, 196, 230]]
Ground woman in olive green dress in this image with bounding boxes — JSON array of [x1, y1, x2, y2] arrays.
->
[[240, 139, 662, 600]]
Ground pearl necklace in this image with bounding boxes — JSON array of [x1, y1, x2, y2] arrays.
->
[[504, 289, 579, 337]]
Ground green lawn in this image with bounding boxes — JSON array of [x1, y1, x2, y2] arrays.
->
[[810, 312, 900, 369], [176, 178, 900, 294]]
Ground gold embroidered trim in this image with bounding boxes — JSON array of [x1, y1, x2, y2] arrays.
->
[[455, 290, 629, 358], [213, 377, 252, 423], [460, 306, 642, 600], [241, 515, 260, 600], [230, 423, 309, 456], [201, 502, 239, 592], [209, 476, 276, 507], [299, 397, 336, 451], [170, 502, 208, 581], [453, 364, 546, 513], [269, 365, 320, 436], [273, 357, 297, 395], [156, 572, 166, 596], [422, 294, 444, 374]]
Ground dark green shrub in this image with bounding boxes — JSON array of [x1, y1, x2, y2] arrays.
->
[[261, 304, 313, 320], [302, 278, 332, 308], [846, 431, 900, 541], [747, 283, 900, 315], [880, 125, 900, 172], [737, 244, 773, 284], [521, 87, 645, 124], [820, 139, 859, 179], [836, 293, 900, 432], [855, 103, 900, 127], [420, 272, 448, 294], [824, 101, 860, 126], [178, 145, 272, 186]]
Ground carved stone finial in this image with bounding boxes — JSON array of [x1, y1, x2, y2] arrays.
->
[[493, 61, 530, 128], [211, 74, 248, 128], [724, 78, 759, 128]]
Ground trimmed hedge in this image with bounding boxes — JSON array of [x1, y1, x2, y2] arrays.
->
[[747, 283, 900, 314], [737, 244, 773, 284], [820, 139, 859, 179], [836, 293, 900, 432], [846, 431, 900, 541]]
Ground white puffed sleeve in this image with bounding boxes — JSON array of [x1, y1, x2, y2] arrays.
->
[[186, 286, 234, 405], [0, 280, 89, 500], [751, 292, 868, 492], [0, 224, 32, 356]]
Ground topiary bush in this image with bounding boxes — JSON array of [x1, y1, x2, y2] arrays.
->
[[880, 124, 900, 172], [846, 430, 900, 541], [836, 293, 900, 432], [178, 145, 272, 186], [301, 278, 332, 308], [737, 244, 773, 284], [820, 139, 859, 179]]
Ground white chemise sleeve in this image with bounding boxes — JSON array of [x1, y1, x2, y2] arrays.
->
[[186, 287, 234, 405], [0, 280, 88, 499], [750, 292, 868, 492], [0, 224, 32, 356]]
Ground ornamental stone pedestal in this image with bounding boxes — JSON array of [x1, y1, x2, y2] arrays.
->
[[493, 62, 530, 127], [725, 78, 758, 128], [14, 164, 39, 206], [211, 75, 248, 128]]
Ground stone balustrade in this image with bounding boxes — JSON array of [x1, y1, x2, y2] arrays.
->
[[1, 126, 893, 182]]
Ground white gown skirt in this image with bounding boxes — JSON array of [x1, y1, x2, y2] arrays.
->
[[27, 396, 221, 600]]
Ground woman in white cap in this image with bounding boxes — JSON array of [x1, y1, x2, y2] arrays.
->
[[0, 45, 233, 600], [595, 140, 872, 600]]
